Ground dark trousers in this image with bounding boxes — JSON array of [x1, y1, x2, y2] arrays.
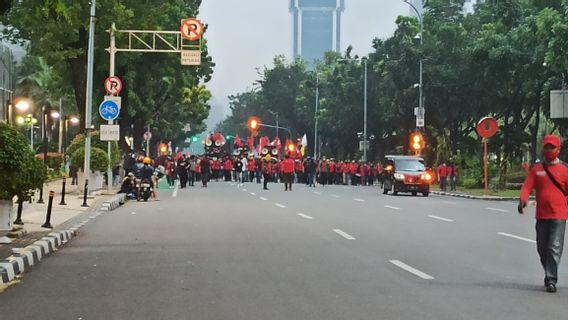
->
[[224, 171, 232, 181], [188, 171, 195, 186], [439, 177, 447, 191], [283, 173, 293, 190], [536, 219, 566, 285], [201, 172, 210, 187], [179, 172, 188, 188], [263, 173, 270, 189]]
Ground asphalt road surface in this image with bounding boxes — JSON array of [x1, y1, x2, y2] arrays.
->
[[1, 180, 567, 320]]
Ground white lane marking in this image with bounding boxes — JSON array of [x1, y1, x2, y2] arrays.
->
[[384, 205, 401, 210], [313, 191, 322, 195], [331, 194, 340, 198], [172, 180, 180, 198], [131, 212, 137, 215], [497, 232, 536, 244], [298, 213, 313, 220], [389, 260, 435, 280], [259, 197, 268, 201], [275, 203, 286, 208], [442, 201, 457, 205], [242, 189, 247, 192], [487, 207, 509, 213], [353, 198, 365, 202], [250, 192, 256, 196], [333, 229, 356, 240], [428, 215, 453, 222]]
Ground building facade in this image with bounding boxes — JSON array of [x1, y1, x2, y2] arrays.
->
[[289, 0, 345, 63], [0, 42, 14, 123]]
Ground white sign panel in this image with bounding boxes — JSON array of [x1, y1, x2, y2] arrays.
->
[[104, 95, 122, 110], [416, 118, 425, 127], [181, 50, 201, 65], [100, 125, 120, 141]]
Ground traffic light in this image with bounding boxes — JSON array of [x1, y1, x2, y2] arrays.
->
[[159, 143, 168, 155], [226, 135, 233, 140], [287, 142, 295, 153], [191, 135, 199, 142], [247, 117, 261, 133], [410, 132, 425, 153]]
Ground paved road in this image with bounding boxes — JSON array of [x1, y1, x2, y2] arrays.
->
[[1, 180, 567, 319]]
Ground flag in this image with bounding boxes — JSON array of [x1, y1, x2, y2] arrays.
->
[[273, 137, 282, 150], [234, 134, 243, 147], [247, 136, 254, 150], [300, 134, 308, 156]]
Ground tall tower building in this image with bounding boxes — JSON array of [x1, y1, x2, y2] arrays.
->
[[289, 0, 345, 63]]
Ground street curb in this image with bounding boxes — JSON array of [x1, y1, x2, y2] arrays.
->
[[0, 195, 128, 286], [431, 191, 519, 201], [100, 194, 127, 211]]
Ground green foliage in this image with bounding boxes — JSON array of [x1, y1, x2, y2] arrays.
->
[[461, 178, 482, 189], [70, 147, 109, 173], [35, 152, 64, 170], [507, 170, 528, 184], [1, 0, 213, 153], [67, 131, 120, 168], [0, 123, 47, 200]]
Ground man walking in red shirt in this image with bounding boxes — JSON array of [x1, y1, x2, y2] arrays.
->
[[282, 155, 295, 191], [437, 162, 447, 191], [519, 134, 568, 293]]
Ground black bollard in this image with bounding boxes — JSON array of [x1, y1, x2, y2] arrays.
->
[[81, 179, 89, 207], [59, 178, 67, 205], [14, 198, 24, 225], [41, 191, 55, 229], [37, 187, 44, 204]]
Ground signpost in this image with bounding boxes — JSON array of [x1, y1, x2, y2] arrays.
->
[[181, 50, 201, 66], [476, 117, 498, 195], [104, 76, 123, 96], [180, 18, 203, 41], [99, 99, 120, 121], [100, 124, 120, 141]]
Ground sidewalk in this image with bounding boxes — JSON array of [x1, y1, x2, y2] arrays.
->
[[0, 179, 118, 261], [432, 190, 522, 201]]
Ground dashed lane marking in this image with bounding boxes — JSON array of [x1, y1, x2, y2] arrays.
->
[[487, 207, 509, 213], [331, 194, 340, 198], [172, 180, 180, 198], [259, 197, 268, 201], [442, 201, 457, 205], [298, 213, 313, 220], [313, 191, 322, 195], [275, 203, 286, 208], [242, 189, 247, 192], [497, 232, 536, 244], [333, 229, 356, 240], [250, 192, 256, 196], [384, 205, 401, 210], [353, 198, 365, 202], [389, 260, 435, 280], [427, 215, 453, 222]]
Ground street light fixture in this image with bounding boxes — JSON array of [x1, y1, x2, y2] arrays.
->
[[403, 0, 425, 130], [337, 57, 368, 162], [38, 105, 61, 203]]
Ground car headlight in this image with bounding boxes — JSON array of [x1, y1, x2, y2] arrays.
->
[[421, 173, 432, 181], [394, 173, 405, 180]]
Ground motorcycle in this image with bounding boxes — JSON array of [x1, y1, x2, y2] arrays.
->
[[137, 178, 152, 202]]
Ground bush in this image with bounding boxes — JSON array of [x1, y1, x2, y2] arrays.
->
[[507, 171, 527, 184], [462, 178, 482, 189], [35, 152, 64, 170], [0, 123, 47, 200], [70, 146, 109, 173]]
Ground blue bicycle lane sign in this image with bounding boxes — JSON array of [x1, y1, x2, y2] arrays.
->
[[99, 100, 120, 121]]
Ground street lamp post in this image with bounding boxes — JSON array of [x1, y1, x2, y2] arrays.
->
[[337, 58, 368, 162], [314, 73, 319, 159], [404, 0, 424, 129]]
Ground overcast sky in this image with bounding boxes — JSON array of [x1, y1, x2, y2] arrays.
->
[[199, 0, 409, 126]]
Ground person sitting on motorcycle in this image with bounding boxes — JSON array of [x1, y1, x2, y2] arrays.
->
[[119, 172, 136, 199]]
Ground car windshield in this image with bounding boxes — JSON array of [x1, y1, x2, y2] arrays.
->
[[395, 159, 425, 172]]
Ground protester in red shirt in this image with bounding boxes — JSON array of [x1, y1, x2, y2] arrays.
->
[[223, 158, 233, 181], [519, 134, 568, 293], [437, 162, 447, 191], [247, 157, 257, 182], [282, 155, 295, 191]]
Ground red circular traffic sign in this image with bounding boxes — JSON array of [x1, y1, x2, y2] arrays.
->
[[181, 18, 203, 41], [476, 117, 498, 138], [104, 76, 122, 96]]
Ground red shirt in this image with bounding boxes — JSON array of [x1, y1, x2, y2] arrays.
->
[[223, 160, 233, 170], [247, 160, 257, 171], [329, 162, 336, 173], [282, 159, 295, 173], [212, 160, 221, 170], [437, 165, 447, 178], [521, 162, 568, 220]]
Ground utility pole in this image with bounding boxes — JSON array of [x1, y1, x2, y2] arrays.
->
[[83, 0, 96, 206], [363, 58, 368, 162], [314, 73, 319, 159], [107, 22, 116, 192]]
